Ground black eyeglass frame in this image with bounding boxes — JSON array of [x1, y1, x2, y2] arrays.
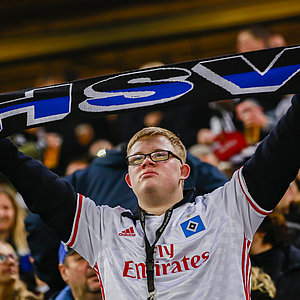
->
[[126, 150, 183, 166]]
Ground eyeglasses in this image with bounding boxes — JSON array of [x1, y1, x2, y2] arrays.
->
[[126, 150, 182, 166], [0, 254, 19, 264]]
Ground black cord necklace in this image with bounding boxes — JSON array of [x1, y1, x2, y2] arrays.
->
[[139, 207, 174, 300]]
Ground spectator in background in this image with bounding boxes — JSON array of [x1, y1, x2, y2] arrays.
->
[[196, 99, 242, 153], [54, 123, 94, 175], [0, 240, 43, 300], [64, 138, 114, 177], [50, 244, 101, 300], [236, 26, 273, 53], [188, 143, 234, 178], [88, 139, 113, 158], [0, 184, 37, 291], [188, 144, 220, 168], [0, 185, 28, 252], [25, 214, 64, 299], [9, 127, 47, 162], [235, 94, 293, 142], [195, 100, 249, 170], [236, 25, 286, 54], [64, 160, 90, 177], [274, 179, 300, 249], [195, 26, 287, 156], [269, 32, 286, 48], [235, 26, 292, 141], [250, 213, 300, 300], [196, 28, 279, 147], [43, 133, 63, 173]]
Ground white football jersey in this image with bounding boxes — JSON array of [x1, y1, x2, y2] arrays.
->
[[66, 168, 271, 300]]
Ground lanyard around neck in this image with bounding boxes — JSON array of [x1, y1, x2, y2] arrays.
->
[[139, 207, 174, 300]]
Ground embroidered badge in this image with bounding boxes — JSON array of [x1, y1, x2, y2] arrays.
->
[[180, 215, 205, 238]]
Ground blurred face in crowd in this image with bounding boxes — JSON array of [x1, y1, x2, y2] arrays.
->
[[0, 242, 19, 284], [59, 252, 101, 299], [236, 30, 267, 53], [0, 193, 15, 235]]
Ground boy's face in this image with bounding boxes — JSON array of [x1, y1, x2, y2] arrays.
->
[[125, 135, 188, 201]]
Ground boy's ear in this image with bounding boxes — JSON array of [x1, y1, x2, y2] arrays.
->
[[180, 164, 190, 180], [125, 173, 132, 188]]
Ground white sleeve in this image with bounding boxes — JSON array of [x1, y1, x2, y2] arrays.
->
[[206, 168, 272, 240], [65, 193, 126, 267]]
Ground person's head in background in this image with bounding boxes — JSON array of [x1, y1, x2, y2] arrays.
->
[[0, 241, 19, 284], [250, 213, 288, 255], [188, 143, 233, 178], [64, 159, 90, 176], [58, 244, 101, 300], [236, 26, 286, 53], [0, 240, 42, 300], [188, 144, 220, 168], [88, 139, 113, 158], [269, 32, 286, 48], [0, 184, 29, 254]]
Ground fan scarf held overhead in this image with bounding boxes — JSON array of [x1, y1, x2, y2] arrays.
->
[[0, 45, 299, 138]]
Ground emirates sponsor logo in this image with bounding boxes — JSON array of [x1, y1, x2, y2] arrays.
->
[[123, 243, 210, 279], [119, 226, 136, 237]]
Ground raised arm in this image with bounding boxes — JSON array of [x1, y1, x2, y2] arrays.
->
[[0, 138, 76, 242], [242, 94, 300, 211]]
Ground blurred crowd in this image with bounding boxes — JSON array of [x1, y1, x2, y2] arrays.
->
[[0, 26, 299, 300]]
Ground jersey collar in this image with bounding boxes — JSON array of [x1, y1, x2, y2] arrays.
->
[[121, 187, 196, 223]]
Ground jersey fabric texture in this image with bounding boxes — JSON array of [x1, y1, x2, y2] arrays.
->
[[66, 169, 271, 300]]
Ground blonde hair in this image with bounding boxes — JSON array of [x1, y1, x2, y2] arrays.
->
[[0, 185, 29, 254], [251, 266, 276, 298], [127, 127, 187, 163]]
